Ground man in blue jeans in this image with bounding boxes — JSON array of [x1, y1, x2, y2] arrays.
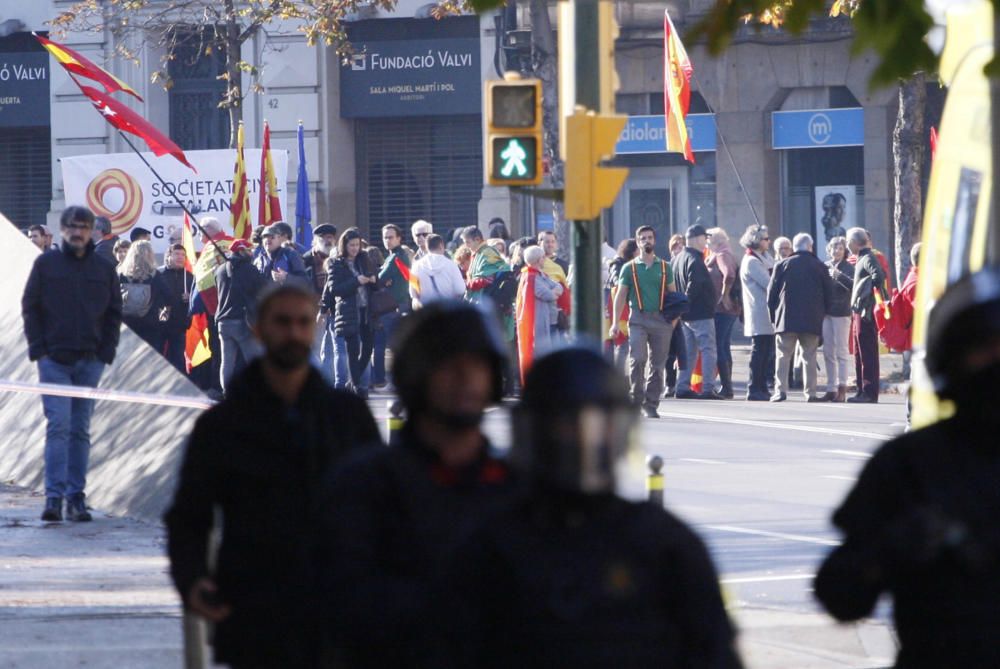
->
[[22, 206, 123, 522]]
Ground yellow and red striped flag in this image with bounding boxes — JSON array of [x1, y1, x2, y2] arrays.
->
[[664, 10, 694, 164], [181, 213, 197, 273], [257, 121, 283, 230], [230, 122, 252, 241]]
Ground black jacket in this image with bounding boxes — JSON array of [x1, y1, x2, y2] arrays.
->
[[672, 247, 717, 321], [156, 265, 193, 334], [164, 360, 382, 667], [94, 236, 118, 265], [216, 254, 269, 323], [303, 249, 331, 295], [851, 247, 889, 320], [825, 258, 854, 318], [767, 251, 834, 336], [325, 424, 521, 667], [22, 241, 122, 364], [815, 415, 1000, 668], [119, 272, 170, 347], [321, 255, 373, 338], [449, 492, 743, 669]]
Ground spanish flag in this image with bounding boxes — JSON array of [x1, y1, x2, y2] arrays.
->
[[663, 11, 694, 164], [181, 213, 197, 274], [230, 122, 252, 241], [257, 121, 282, 229], [35, 34, 143, 101]]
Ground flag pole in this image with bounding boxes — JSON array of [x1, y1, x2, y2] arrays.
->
[[689, 71, 762, 228], [115, 130, 230, 259]]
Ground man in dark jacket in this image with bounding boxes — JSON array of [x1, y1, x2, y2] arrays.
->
[[157, 244, 193, 373], [767, 233, 834, 402], [450, 348, 744, 668], [215, 240, 269, 394], [254, 221, 307, 282], [21, 205, 123, 522], [91, 216, 118, 265], [847, 226, 889, 403], [377, 224, 412, 386], [815, 269, 1000, 668], [165, 282, 381, 669], [672, 224, 720, 399], [325, 302, 521, 666]]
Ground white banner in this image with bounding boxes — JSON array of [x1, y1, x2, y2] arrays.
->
[[61, 149, 289, 255]]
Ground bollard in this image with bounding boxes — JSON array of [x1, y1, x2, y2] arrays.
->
[[647, 455, 664, 506], [387, 399, 405, 446]]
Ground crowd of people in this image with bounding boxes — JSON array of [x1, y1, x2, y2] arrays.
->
[[19, 205, 1000, 668], [603, 221, 913, 417]]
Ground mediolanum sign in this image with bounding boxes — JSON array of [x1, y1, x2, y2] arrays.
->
[[340, 16, 481, 118]]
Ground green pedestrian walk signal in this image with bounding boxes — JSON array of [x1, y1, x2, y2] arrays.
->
[[491, 136, 538, 182], [486, 73, 542, 186]]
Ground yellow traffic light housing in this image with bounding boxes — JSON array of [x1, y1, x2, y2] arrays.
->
[[564, 107, 628, 220], [486, 74, 543, 186]]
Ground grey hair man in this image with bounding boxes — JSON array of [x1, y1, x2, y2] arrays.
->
[[846, 227, 888, 402], [672, 224, 721, 400], [411, 219, 433, 261], [766, 232, 834, 402], [92, 216, 117, 264]]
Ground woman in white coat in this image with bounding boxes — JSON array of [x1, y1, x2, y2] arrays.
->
[[739, 224, 775, 401]]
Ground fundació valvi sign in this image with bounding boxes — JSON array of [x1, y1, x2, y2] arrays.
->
[[340, 16, 481, 118], [0, 51, 50, 128]]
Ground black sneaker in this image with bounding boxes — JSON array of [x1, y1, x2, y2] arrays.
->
[[674, 389, 698, 399], [41, 498, 62, 522], [642, 405, 660, 419], [65, 495, 92, 522]]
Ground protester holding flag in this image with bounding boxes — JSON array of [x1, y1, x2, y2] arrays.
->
[[157, 243, 193, 373], [516, 245, 563, 383], [215, 240, 268, 394]]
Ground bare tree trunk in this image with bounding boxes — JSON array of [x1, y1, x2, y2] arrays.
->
[[222, 0, 244, 148], [530, 0, 567, 254], [892, 73, 926, 283]]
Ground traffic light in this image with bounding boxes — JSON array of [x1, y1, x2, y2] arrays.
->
[[564, 107, 628, 220], [486, 74, 543, 186]]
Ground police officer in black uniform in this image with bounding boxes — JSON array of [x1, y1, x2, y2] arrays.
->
[[815, 268, 1000, 668], [447, 347, 744, 668], [324, 301, 521, 667]]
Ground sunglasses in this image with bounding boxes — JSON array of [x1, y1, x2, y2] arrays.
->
[[415, 232, 430, 238]]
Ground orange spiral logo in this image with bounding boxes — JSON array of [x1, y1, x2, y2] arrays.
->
[[86, 169, 144, 236]]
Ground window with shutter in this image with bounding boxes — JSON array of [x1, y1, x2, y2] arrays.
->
[[0, 126, 52, 229]]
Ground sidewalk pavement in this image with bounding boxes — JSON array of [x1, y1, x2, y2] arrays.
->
[[0, 482, 897, 668]]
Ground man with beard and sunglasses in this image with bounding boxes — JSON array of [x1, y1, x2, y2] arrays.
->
[[609, 225, 677, 418], [165, 282, 382, 669], [324, 301, 522, 666]]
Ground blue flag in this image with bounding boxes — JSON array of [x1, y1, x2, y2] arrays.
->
[[295, 122, 312, 248]]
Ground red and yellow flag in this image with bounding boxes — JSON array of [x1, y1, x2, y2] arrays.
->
[[230, 122, 252, 241], [515, 267, 539, 385], [663, 11, 694, 164], [35, 34, 143, 100], [257, 121, 282, 229], [181, 213, 197, 273]]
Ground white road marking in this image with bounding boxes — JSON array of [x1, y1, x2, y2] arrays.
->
[[721, 573, 815, 585], [679, 457, 727, 465], [705, 524, 840, 546], [822, 475, 857, 481], [655, 410, 892, 441], [822, 449, 872, 459]]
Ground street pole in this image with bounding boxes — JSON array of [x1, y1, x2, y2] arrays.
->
[[570, 0, 603, 341]]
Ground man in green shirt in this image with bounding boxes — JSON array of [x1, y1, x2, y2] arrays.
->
[[609, 225, 676, 418]]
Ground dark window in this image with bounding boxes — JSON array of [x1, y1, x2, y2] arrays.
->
[[169, 36, 230, 150], [357, 116, 483, 246], [0, 126, 52, 229]]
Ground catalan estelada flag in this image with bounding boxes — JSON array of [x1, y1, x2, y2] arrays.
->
[[35, 34, 143, 100], [230, 122, 252, 241], [257, 121, 282, 229], [663, 11, 694, 164]]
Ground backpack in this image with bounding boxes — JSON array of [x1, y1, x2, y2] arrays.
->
[[121, 280, 153, 318], [875, 289, 913, 352], [485, 269, 519, 316]]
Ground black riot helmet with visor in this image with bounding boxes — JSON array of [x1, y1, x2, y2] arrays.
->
[[925, 267, 1000, 402], [511, 346, 638, 494]]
